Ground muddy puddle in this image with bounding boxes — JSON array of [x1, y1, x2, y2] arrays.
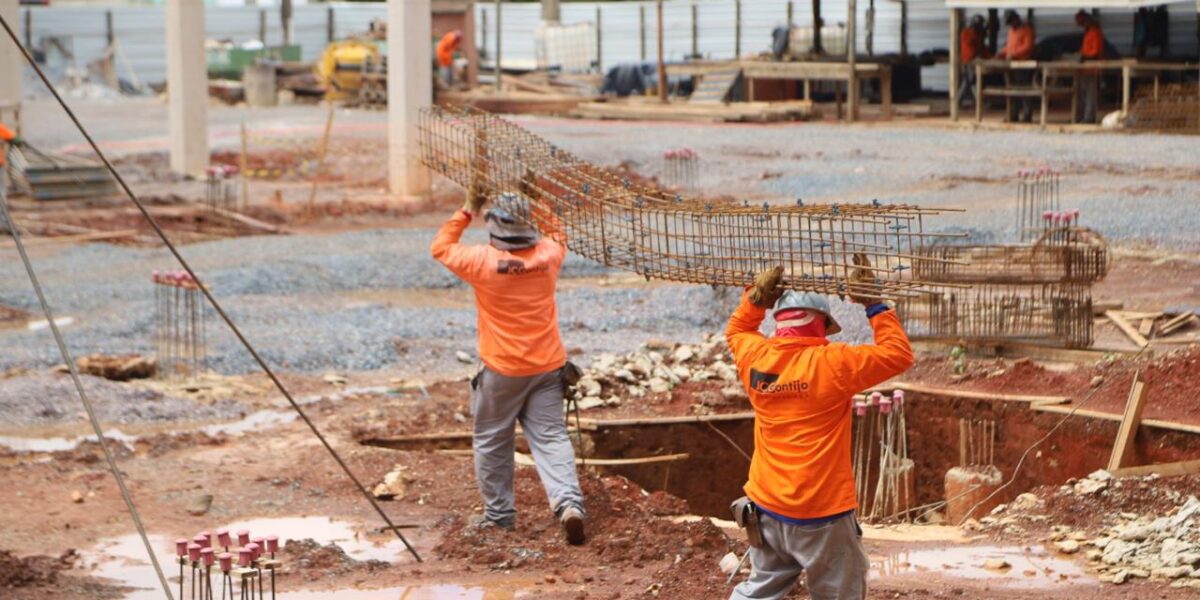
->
[[872, 544, 1095, 589], [0, 385, 398, 453], [81, 516, 491, 600]]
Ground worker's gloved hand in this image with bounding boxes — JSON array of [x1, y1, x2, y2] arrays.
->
[[462, 184, 487, 215], [749, 266, 785, 309], [847, 253, 881, 305], [9, 136, 22, 147]]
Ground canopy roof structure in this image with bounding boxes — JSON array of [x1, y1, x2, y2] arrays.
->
[[944, 0, 1197, 8]]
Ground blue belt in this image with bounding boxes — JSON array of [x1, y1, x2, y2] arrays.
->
[[756, 506, 855, 526]]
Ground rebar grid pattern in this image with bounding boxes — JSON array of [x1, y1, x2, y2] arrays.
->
[[662, 148, 699, 190], [1129, 84, 1200, 134], [1015, 169, 1059, 242], [913, 227, 1109, 285], [897, 282, 1094, 348], [418, 106, 962, 300]]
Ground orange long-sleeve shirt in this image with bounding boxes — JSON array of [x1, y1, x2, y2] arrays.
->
[[999, 24, 1035, 60], [1081, 24, 1104, 59], [436, 32, 460, 68], [726, 292, 914, 520], [431, 210, 567, 377], [960, 27, 985, 63]]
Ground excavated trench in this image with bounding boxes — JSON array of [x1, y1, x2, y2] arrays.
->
[[587, 393, 1200, 519]]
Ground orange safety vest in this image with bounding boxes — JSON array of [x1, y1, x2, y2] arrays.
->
[[436, 32, 460, 68], [431, 210, 567, 377], [726, 292, 914, 520]]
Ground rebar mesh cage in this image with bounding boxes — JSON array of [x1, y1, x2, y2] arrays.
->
[[897, 282, 1094, 348], [913, 227, 1109, 285], [417, 106, 965, 300]]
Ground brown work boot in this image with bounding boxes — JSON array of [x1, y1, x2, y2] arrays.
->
[[560, 506, 586, 545]]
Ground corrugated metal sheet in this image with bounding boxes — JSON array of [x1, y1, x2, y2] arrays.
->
[[19, 0, 1199, 94]]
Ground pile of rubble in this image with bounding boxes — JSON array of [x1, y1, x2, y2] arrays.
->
[[986, 470, 1200, 589], [570, 334, 744, 410]]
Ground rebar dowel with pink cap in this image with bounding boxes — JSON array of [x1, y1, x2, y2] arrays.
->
[[175, 538, 189, 600], [200, 547, 214, 600], [263, 536, 280, 600], [187, 543, 201, 600], [219, 552, 233, 600]]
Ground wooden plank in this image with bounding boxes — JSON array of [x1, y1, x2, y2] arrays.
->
[[1119, 311, 1164, 320], [1106, 310, 1149, 348], [871, 381, 1071, 406], [1108, 372, 1149, 471], [1159, 313, 1197, 337], [516, 451, 689, 467], [1111, 458, 1200, 479], [0, 229, 139, 248], [1138, 318, 1154, 338], [210, 206, 283, 234], [1032, 403, 1200, 436]]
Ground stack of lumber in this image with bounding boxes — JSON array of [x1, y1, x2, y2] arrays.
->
[[1103, 309, 1198, 348], [571, 99, 814, 123]]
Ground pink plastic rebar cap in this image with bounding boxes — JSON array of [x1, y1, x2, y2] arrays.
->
[[198, 531, 212, 547], [869, 391, 882, 406], [248, 541, 262, 560], [175, 538, 189, 556], [237, 530, 251, 546], [238, 547, 252, 567], [201, 547, 215, 566], [187, 543, 202, 562], [218, 553, 233, 573], [265, 536, 279, 554], [193, 534, 207, 550], [893, 389, 905, 406], [854, 401, 868, 417], [1042, 210, 1053, 221], [216, 529, 231, 547], [878, 397, 894, 414]]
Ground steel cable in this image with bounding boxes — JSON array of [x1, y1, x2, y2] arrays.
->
[[0, 15, 422, 563]]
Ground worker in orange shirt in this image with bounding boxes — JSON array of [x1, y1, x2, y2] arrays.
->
[[0, 123, 21, 235], [436, 29, 463, 87], [996, 10, 1037, 122], [957, 15, 990, 108], [431, 190, 586, 545], [727, 261, 914, 600], [1076, 11, 1106, 123]]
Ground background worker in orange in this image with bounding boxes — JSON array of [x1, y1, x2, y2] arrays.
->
[[1075, 11, 1106, 124], [430, 191, 586, 545], [436, 29, 463, 87], [995, 10, 1037, 122], [957, 14, 990, 109], [727, 263, 914, 600], [0, 123, 22, 235]]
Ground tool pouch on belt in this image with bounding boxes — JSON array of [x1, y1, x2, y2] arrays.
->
[[730, 496, 764, 548], [560, 361, 583, 400]]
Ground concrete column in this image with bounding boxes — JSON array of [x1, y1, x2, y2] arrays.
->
[[846, 0, 857, 121], [387, 0, 431, 198], [541, 0, 560, 24], [0, 0, 23, 131], [949, 9, 960, 121], [165, 0, 208, 177]]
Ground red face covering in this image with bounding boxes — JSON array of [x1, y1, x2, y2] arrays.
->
[[772, 308, 828, 339]]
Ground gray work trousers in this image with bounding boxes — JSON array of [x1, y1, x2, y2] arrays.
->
[[730, 512, 869, 600], [1078, 74, 1099, 124], [471, 365, 585, 523]]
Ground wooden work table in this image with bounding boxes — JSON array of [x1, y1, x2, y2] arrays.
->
[[667, 59, 893, 121], [969, 58, 1197, 125]]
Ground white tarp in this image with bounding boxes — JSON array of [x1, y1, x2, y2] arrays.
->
[[945, 0, 1196, 9]]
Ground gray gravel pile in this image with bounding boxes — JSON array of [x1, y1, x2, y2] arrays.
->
[[0, 373, 244, 428]]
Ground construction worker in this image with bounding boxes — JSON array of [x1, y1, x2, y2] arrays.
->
[[430, 191, 587, 545], [0, 123, 21, 235], [727, 262, 914, 600], [995, 10, 1036, 122], [436, 29, 463, 87], [957, 15, 990, 108], [1075, 11, 1105, 124]]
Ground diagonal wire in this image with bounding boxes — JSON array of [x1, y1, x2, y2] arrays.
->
[[0, 15, 422, 562], [0, 159, 175, 600]]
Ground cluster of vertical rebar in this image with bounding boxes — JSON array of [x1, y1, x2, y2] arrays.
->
[[853, 390, 913, 523], [1128, 84, 1200, 134], [1016, 169, 1060, 243], [661, 147, 698, 190], [418, 106, 962, 300], [205, 165, 239, 212], [154, 270, 208, 379], [959, 418, 996, 468], [175, 529, 281, 600]]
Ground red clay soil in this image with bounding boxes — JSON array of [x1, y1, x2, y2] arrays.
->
[[1036, 473, 1200, 533], [0, 549, 126, 600], [0, 303, 29, 328], [904, 344, 1200, 426]]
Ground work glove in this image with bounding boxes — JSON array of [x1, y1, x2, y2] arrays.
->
[[9, 136, 22, 147], [847, 253, 882, 305], [749, 265, 785, 309], [463, 182, 487, 215]]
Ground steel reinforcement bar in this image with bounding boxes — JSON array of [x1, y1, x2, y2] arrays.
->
[[418, 106, 964, 300]]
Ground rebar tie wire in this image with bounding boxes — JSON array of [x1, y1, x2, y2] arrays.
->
[[0, 13, 423, 570]]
